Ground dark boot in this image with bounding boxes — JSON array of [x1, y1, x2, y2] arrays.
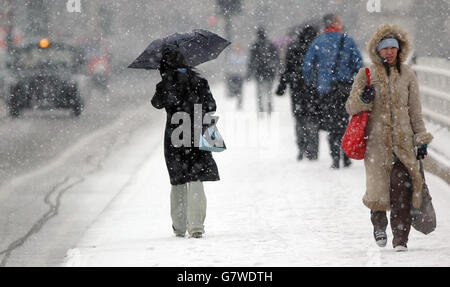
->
[[295, 116, 307, 161], [330, 158, 340, 169], [328, 132, 341, 169], [307, 153, 318, 161], [343, 154, 352, 167]]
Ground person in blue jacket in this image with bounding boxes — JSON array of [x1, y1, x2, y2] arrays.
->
[[302, 14, 363, 169]]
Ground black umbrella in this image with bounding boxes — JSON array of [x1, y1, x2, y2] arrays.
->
[[128, 29, 231, 70]]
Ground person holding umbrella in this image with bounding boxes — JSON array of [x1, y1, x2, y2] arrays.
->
[[129, 30, 230, 238]]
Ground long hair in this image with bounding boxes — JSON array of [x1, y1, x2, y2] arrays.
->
[[159, 47, 199, 79], [382, 49, 402, 76], [379, 37, 402, 76]]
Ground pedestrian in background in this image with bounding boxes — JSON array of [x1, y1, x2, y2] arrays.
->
[[247, 27, 280, 116], [276, 23, 319, 160], [303, 14, 363, 169], [225, 42, 247, 109], [346, 24, 433, 251]]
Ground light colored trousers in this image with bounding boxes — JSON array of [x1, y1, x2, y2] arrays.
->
[[170, 181, 207, 236]]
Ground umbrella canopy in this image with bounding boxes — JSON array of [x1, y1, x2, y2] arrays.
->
[[128, 29, 231, 70]]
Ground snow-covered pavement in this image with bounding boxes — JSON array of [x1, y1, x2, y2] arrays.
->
[[63, 82, 450, 267]]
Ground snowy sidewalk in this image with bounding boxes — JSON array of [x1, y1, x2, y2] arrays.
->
[[63, 82, 450, 267]]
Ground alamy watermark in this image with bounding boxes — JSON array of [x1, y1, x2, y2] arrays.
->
[[169, 104, 281, 152], [67, 0, 81, 13], [366, 0, 381, 13], [171, 104, 224, 148]]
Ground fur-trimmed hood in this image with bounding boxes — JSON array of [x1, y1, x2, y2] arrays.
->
[[367, 24, 411, 66]]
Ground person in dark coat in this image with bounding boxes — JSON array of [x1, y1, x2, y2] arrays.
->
[[247, 27, 280, 115], [302, 14, 363, 169], [276, 24, 319, 161], [151, 47, 220, 238]]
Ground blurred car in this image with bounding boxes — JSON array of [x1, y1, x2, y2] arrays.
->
[[0, 52, 8, 101], [0, 38, 11, 103], [83, 39, 110, 90], [5, 39, 85, 117]]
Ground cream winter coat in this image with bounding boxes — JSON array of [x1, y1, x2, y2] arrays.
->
[[346, 24, 433, 211]]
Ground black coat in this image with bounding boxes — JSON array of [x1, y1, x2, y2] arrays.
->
[[277, 25, 319, 118], [247, 38, 280, 82], [151, 71, 220, 186]]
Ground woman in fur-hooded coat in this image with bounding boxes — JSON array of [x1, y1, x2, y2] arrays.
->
[[346, 24, 433, 212]]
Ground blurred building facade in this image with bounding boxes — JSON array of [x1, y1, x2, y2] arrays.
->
[[1, 0, 448, 74]]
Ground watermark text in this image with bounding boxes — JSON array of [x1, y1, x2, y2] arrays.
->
[[67, 0, 81, 13], [367, 0, 381, 13]]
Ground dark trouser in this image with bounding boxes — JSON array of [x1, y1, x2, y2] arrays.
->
[[371, 159, 413, 247], [328, 128, 350, 166], [256, 79, 273, 114], [227, 74, 244, 109], [295, 115, 319, 159], [324, 81, 352, 167]]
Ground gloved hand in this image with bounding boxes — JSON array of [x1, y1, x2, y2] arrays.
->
[[417, 144, 428, 160], [360, 86, 376, 104], [276, 83, 286, 96]]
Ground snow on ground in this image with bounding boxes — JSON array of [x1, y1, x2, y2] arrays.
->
[[427, 122, 450, 167], [63, 81, 450, 267]]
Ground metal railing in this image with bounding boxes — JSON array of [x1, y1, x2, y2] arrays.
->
[[412, 57, 450, 128]]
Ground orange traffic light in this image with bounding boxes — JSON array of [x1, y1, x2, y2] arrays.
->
[[39, 38, 50, 49]]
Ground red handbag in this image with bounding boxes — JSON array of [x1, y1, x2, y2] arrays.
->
[[341, 68, 371, 160]]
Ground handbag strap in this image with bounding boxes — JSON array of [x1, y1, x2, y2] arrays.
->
[[365, 67, 371, 86], [419, 159, 426, 183], [332, 34, 346, 76]]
